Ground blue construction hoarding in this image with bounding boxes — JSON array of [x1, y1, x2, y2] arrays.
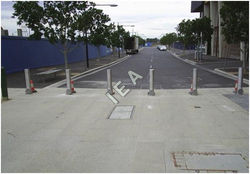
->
[[1, 36, 113, 74]]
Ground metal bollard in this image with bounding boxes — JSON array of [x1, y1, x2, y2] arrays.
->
[[148, 68, 155, 96], [107, 69, 114, 95], [189, 68, 198, 95], [1, 67, 8, 100], [24, 69, 32, 94], [66, 69, 72, 95], [237, 67, 243, 95]]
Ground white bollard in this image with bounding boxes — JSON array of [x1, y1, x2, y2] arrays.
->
[[148, 68, 155, 96], [24, 69, 32, 94], [189, 68, 198, 95], [237, 67, 243, 95], [66, 69, 72, 95], [107, 69, 114, 95]]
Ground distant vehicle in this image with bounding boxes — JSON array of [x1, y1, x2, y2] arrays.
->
[[157, 45, 167, 51], [124, 36, 139, 54]]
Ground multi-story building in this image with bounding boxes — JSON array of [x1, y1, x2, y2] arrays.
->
[[191, 1, 240, 59]]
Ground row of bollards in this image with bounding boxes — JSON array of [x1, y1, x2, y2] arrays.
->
[[106, 68, 155, 96], [24, 68, 75, 95], [22, 67, 244, 97], [189, 67, 244, 95]]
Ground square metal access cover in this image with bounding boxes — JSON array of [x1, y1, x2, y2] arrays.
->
[[172, 152, 248, 173], [108, 105, 134, 120]]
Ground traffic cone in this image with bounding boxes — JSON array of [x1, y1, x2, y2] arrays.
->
[[233, 80, 238, 94], [190, 80, 193, 92], [71, 80, 76, 93], [189, 80, 193, 94], [30, 80, 37, 93]]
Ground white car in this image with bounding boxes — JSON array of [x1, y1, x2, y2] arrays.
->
[[158, 45, 167, 51]]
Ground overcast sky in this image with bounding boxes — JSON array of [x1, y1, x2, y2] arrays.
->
[[1, 0, 200, 38]]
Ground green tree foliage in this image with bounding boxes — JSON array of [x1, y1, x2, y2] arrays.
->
[[160, 32, 177, 46], [191, 17, 213, 44], [109, 24, 130, 57], [110, 24, 130, 48], [220, 1, 249, 73], [220, 1, 249, 43], [176, 17, 213, 49], [136, 35, 145, 46], [12, 1, 111, 69], [176, 19, 196, 48], [146, 38, 158, 43]]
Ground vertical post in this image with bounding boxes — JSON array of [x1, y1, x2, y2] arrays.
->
[[24, 69, 32, 94], [17, 29, 22, 37], [237, 67, 243, 95], [66, 69, 72, 95], [240, 41, 246, 73], [107, 69, 114, 95], [85, 31, 89, 68], [190, 68, 198, 95], [1, 67, 8, 100], [148, 68, 155, 96]]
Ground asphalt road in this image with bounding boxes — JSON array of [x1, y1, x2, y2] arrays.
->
[[71, 47, 236, 89]]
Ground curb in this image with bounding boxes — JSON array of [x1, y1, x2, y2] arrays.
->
[[44, 54, 131, 89], [214, 68, 249, 85], [168, 50, 249, 85]]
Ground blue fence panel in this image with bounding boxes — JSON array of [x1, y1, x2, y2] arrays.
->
[[1, 36, 112, 74]]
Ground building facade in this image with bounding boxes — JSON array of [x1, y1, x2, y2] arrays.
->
[[191, 1, 240, 59]]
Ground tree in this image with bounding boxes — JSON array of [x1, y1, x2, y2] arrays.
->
[[176, 17, 213, 52], [89, 23, 114, 57], [136, 35, 145, 46], [191, 17, 213, 53], [176, 19, 196, 49], [109, 24, 130, 57], [220, 1, 249, 73], [12, 1, 110, 70], [77, 5, 111, 67], [160, 32, 177, 47]]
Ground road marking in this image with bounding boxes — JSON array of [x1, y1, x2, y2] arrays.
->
[[43, 55, 132, 89], [106, 92, 119, 104]]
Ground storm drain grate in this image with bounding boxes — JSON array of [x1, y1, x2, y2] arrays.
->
[[108, 105, 134, 120], [172, 151, 248, 173]]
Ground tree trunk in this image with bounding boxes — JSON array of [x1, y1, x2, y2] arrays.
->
[[241, 41, 247, 74], [98, 46, 101, 58], [63, 50, 69, 70], [63, 42, 69, 70]]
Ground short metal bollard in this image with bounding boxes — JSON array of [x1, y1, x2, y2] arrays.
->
[[189, 68, 198, 95], [24, 69, 32, 94], [1, 67, 8, 100], [148, 68, 155, 96], [237, 67, 243, 95], [107, 69, 114, 95], [66, 69, 72, 95]]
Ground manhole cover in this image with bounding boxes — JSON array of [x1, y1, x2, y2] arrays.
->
[[172, 152, 248, 173], [108, 105, 134, 120]]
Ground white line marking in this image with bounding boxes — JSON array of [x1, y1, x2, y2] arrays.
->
[[106, 93, 119, 104]]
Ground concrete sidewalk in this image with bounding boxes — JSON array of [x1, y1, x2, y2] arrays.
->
[[2, 87, 249, 172]]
